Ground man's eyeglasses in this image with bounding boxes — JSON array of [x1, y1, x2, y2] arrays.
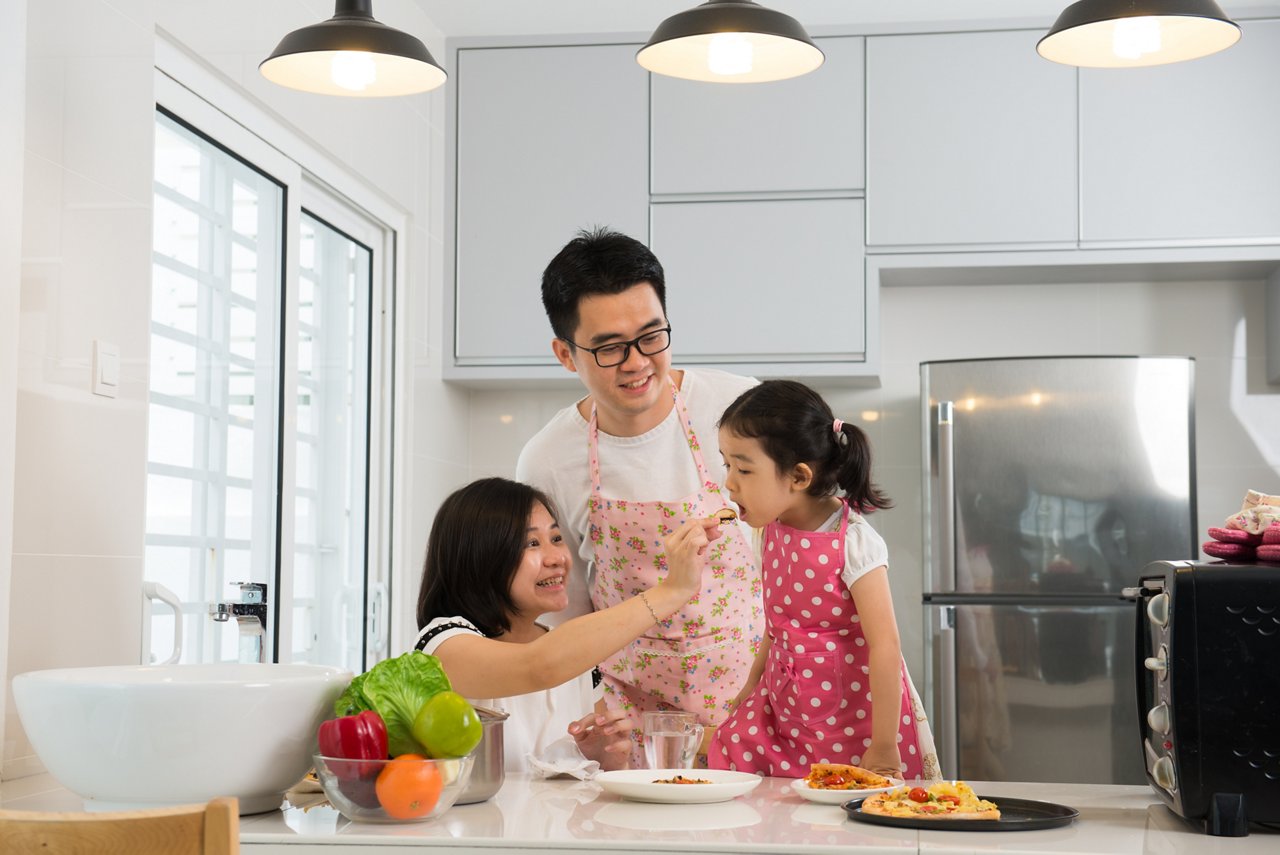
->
[[565, 326, 672, 368]]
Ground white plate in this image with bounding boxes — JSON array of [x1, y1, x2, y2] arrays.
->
[[790, 776, 901, 805], [595, 769, 762, 804]]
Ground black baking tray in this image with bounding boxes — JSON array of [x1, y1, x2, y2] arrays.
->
[[843, 795, 1079, 831]]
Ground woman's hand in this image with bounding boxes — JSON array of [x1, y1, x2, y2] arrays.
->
[[661, 516, 721, 595], [860, 742, 902, 779], [568, 707, 636, 771]]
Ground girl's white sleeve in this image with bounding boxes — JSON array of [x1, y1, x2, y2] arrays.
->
[[839, 517, 890, 589]]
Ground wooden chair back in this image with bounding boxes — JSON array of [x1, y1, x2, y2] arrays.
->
[[0, 796, 239, 854]]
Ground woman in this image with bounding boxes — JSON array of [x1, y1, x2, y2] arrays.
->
[[415, 477, 722, 771]]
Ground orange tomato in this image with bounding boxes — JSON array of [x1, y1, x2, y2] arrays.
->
[[375, 754, 443, 820]]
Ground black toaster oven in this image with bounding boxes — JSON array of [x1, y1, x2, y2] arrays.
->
[[1131, 560, 1280, 837]]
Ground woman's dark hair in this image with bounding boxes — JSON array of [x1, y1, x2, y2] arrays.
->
[[541, 226, 667, 342], [719, 380, 892, 512], [416, 477, 557, 637]]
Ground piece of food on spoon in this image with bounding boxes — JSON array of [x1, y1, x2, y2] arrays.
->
[[714, 508, 738, 524], [804, 762, 891, 790]]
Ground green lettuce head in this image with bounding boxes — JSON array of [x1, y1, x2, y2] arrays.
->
[[333, 651, 453, 757]]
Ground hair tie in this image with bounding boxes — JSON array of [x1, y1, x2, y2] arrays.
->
[[832, 419, 844, 434], [832, 419, 847, 446]]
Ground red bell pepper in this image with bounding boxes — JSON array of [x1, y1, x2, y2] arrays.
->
[[317, 710, 388, 780]]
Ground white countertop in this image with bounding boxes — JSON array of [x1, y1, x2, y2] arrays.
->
[[4, 772, 1277, 853]]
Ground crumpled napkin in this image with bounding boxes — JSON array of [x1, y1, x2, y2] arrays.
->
[[527, 735, 601, 780], [284, 770, 331, 812], [1224, 489, 1280, 535]]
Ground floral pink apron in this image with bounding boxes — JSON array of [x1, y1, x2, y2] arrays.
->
[[709, 501, 939, 779], [587, 381, 762, 766]]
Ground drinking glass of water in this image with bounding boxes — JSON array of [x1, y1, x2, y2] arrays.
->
[[642, 710, 704, 769]]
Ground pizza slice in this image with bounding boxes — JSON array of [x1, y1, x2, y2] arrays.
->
[[861, 781, 1000, 820], [804, 763, 892, 790]]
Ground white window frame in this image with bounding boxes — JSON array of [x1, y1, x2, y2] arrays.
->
[[153, 39, 408, 666]]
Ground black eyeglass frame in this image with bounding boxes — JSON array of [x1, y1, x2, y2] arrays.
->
[[564, 326, 673, 368]]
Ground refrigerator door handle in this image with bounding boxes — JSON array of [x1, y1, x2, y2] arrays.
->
[[936, 604, 958, 777], [936, 401, 956, 592]]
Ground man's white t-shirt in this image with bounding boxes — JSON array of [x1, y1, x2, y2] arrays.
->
[[515, 367, 757, 624]]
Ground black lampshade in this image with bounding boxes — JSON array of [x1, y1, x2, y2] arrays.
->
[[637, 0, 824, 83], [1038, 0, 1240, 67], [260, 0, 446, 97]]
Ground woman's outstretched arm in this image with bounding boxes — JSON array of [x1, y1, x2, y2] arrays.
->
[[433, 516, 720, 698]]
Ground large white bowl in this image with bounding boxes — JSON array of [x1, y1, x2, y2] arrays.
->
[[12, 663, 351, 815]]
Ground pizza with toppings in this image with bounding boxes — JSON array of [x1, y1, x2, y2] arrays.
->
[[804, 763, 892, 790], [861, 781, 1000, 820]]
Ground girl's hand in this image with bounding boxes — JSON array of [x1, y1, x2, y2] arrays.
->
[[860, 743, 903, 780], [568, 708, 636, 771], [662, 517, 722, 595]]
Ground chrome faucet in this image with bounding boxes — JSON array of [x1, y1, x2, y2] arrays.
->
[[210, 582, 269, 663]]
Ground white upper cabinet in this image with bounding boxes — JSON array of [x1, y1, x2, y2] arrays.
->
[[866, 30, 1078, 248], [651, 198, 866, 365], [650, 37, 865, 195], [1080, 19, 1280, 244], [453, 44, 649, 366]]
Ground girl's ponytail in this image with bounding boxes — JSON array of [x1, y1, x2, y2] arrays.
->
[[833, 421, 892, 512]]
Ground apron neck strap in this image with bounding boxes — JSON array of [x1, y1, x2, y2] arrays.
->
[[588, 377, 712, 492]]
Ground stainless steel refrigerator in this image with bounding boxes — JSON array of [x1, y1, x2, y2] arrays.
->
[[921, 356, 1196, 785]]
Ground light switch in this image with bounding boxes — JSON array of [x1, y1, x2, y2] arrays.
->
[[92, 340, 119, 398]]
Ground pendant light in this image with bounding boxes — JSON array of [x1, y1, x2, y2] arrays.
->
[[260, 0, 446, 97], [637, 0, 824, 84], [1037, 0, 1241, 68]]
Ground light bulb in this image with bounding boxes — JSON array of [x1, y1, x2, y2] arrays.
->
[[330, 51, 378, 92], [707, 33, 754, 76], [1112, 17, 1162, 60]]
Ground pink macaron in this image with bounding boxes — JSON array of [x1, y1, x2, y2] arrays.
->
[[1207, 526, 1263, 544], [1203, 540, 1257, 560]]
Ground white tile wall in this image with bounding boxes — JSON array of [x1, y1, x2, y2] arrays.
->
[[465, 278, 1280, 681], [0, 0, 29, 789], [3, 0, 156, 780]]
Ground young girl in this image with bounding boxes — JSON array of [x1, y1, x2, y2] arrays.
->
[[416, 477, 721, 772], [707, 381, 939, 780]]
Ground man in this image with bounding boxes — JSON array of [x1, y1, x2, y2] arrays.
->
[[516, 227, 761, 759]]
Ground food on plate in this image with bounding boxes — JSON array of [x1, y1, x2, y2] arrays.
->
[[715, 508, 738, 524], [804, 762, 891, 790], [861, 781, 1000, 820], [375, 754, 444, 820], [652, 775, 714, 784]]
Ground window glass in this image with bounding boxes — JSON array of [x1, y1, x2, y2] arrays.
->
[[290, 213, 371, 669], [145, 112, 282, 664]]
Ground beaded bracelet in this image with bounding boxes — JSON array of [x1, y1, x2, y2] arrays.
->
[[637, 590, 662, 627]]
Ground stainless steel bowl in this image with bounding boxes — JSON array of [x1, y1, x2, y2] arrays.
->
[[456, 707, 507, 804]]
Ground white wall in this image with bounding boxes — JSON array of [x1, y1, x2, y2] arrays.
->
[[2, 0, 453, 780], [466, 277, 1280, 680], [0, 0, 29, 777]]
